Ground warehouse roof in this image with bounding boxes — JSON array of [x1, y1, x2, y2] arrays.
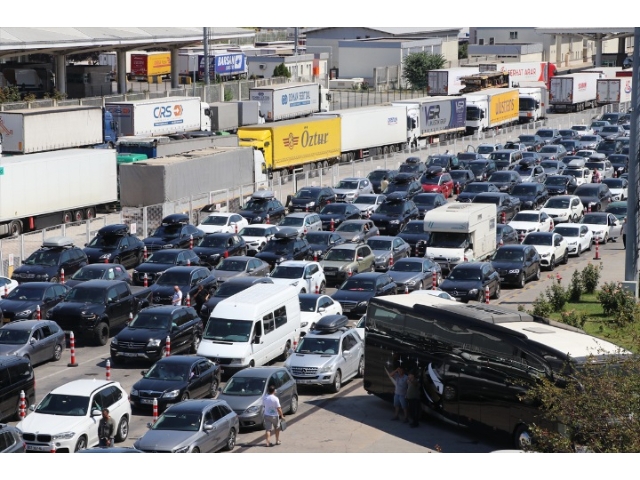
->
[[303, 27, 461, 36]]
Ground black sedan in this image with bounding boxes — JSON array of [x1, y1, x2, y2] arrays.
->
[[496, 224, 519, 248], [439, 262, 501, 303], [193, 233, 247, 268], [413, 193, 447, 219], [143, 214, 206, 252], [510, 183, 550, 210], [318, 203, 362, 231], [488, 171, 521, 193], [472, 193, 521, 222], [608, 154, 629, 175], [0, 282, 70, 323], [383, 174, 423, 200], [213, 256, 270, 283], [149, 267, 218, 306], [517, 134, 545, 152], [490, 245, 541, 288], [129, 355, 221, 410], [573, 184, 613, 212], [199, 277, 273, 319], [65, 264, 130, 288], [305, 231, 346, 261], [450, 169, 476, 193], [457, 182, 500, 203], [468, 160, 497, 182], [387, 257, 442, 292], [331, 272, 397, 317], [545, 175, 578, 196], [398, 221, 430, 257], [132, 249, 202, 287]]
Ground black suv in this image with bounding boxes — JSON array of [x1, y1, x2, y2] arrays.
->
[[468, 159, 497, 181], [383, 173, 422, 200], [12, 237, 87, 284], [255, 228, 312, 268], [0, 356, 35, 422], [510, 183, 550, 210], [238, 190, 286, 224], [287, 186, 336, 213], [425, 154, 459, 172], [143, 214, 205, 252], [193, 233, 247, 267], [83, 224, 145, 269], [132, 249, 202, 286], [370, 193, 420, 236], [367, 169, 398, 194], [398, 157, 426, 180], [491, 244, 541, 288], [318, 203, 362, 231], [149, 266, 218, 306], [472, 193, 521, 222]]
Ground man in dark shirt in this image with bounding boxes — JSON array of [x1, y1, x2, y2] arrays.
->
[[98, 408, 116, 447]]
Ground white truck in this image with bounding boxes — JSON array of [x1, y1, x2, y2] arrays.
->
[[480, 62, 557, 88], [423, 203, 497, 273], [463, 88, 519, 134], [249, 82, 330, 122], [549, 73, 601, 112], [427, 67, 479, 96], [596, 77, 633, 105], [518, 83, 548, 123], [105, 97, 211, 137], [0, 149, 118, 237], [314, 105, 408, 161]]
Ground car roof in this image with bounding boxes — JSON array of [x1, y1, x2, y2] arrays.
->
[[9, 282, 53, 289], [72, 280, 126, 288], [164, 399, 227, 413], [0, 319, 57, 331], [161, 214, 189, 224], [340, 177, 366, 181], [138, 305, 192, 315], [347, 272, 388, 279], [497, 244, 530, 251], [78, 264, 126, 271], [451, 262, 485, 270], [329, 242, 359, 250], [150, 355, 207, 366], [394, 257, 427, 263], [367, 236, 397, 242], [97, 224, 129, 235], [162, 266, 207, 274], [52, 379, 120, 395], [0, 356, 31, 367], [285, 212, 316, 218], [203, 232, 234, 238], [277, 260, 315, 267], [223, 276, 273, 285]]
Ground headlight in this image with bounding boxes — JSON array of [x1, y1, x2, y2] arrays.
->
[[319, 366, 333, 373], [173, 446, 190, 453], [163, 244, 173, 249], [594, 230, 604, 235], [36, 274, 49, 280], [99, 253, 112, 260], [15, 309, 32, 317], [541, 253, 551, 258], [130, 389, 139, 396], [406, 280, 416, 286], [306, 202, 316, 208], [469, 289, 479, 295], [357, 301, 368, 307], [300, 321, 309, 328], [351, 236, 361, 242], [162, 389, 181, 399], [243, 405, 262, 415], [389, 220, 400, 224], [568, 241, 577, 246], [508, 269, 520, 274], [147, 339, 161, 348], [81, 312, 97, 320], [111, 338, 118, 346], [52, 432, 75, 440]]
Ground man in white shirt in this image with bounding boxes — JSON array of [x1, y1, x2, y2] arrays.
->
[[171, 285, 183, 306], [263, 384, 284, 447]]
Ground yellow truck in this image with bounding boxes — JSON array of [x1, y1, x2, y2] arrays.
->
[[463, 88, 519, 134], [237, 117, 341, 179], [129, 52, 172, 82]]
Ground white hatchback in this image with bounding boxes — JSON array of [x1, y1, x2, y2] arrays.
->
[[541, 195, 584, 224], [508, 211, 554, 236], [269, 260, 326, 295], [198, 213, 248, 234], [237, 224, 280, 255], [553, 224, 593, 256]]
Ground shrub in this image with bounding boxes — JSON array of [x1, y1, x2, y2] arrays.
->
[[581, 262, 603, 294], [568, 270, 583, 303], [560, 309, 587, 329], [598, 282, 640, 327], [545, 282, 568, 311], [531, 292, 553, 317]]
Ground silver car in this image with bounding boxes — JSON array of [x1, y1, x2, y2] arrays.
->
[[0, 320, 65, 365], [333, 177, 374, 203], [277, 213, 322, 235], [213, 256, 270, 283], [134, 399, 239, 453]]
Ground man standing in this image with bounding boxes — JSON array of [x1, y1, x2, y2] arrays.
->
[[171, 285, 183, 306], [193, 284, 209, 313], [98, 408, 116, 448], [622, 216, 627, 249], [380, 176, 389, 193], [406, 371, 421, 427], [263, 385, 284, 447], [389, 365, 409, 422]]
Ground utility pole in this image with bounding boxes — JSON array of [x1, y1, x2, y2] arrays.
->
[[203, 27, 210, 86]]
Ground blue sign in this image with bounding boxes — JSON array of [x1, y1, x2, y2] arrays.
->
[[198, 53, 247, 76]]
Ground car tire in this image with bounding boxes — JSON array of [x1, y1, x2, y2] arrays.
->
[[548, 256, 555, 271], [534, 266, 541, 281], [191, 447, 201, 453], [330, 370, 342, 393], [93, 322, 109, 346], [115, 415, 129, 442], [224, 428, 237, 451], [74, 436, 88, 452], [357, 356, 365, 378], [587, 239, 593, 251], [209, 378, 219, 399], [493, 283, 501, 299], [278, 341, 292, 361], [319, 281, 326, 294], [518, 273, 526, 289], [514, 424, 532, 450], [576, 244, 581, 257], [562, 250, 569, 264], [53, 344, 63, 361], [288, 394, 299, 414]]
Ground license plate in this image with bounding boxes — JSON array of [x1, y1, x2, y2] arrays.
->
[[325, 272, 336, 276], [296, 379, 313, 384], [140, 399, 155, 405], [121, 352, 138, 357], [26, 444, 50, 452]]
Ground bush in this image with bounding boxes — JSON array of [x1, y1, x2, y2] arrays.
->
[[560, 309, 587, 329], [598, 282, 640, 327], [581, 262, 603, 294], [545, 281, 568, 311], [531, 292, 553, 317], [568, 270, 583, 303]]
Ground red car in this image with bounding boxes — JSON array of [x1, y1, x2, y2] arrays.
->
[[420, 171, 454, 197]]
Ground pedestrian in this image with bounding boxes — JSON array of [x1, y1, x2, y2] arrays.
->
[[406, 371, 421, 428], [171, 285, 183, 306], [592, 168, 601, 183], [193, 284, 208, 312], [389, 365, 409, 422], [622, 216, 627, 249], [381, 176, 389, 193], [98, 408, 116, 448], [263, 384, 284, 447]]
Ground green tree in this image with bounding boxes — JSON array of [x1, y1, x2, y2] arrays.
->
[[0, 86, 22, 104], [273, 63, 291, 78], [459, 43, 468, 59], [402, 53, 446, 90]]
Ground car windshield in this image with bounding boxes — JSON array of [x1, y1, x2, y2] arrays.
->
[[585, 162, 605, 171], [243, 198, 269, 212], [335, 180, 359, 190], [71, 268, 107, 281], [0, 329, 30, 344], [512, 212, 540, 222], [413, 196, 437, 206], [384, 183, 410, 194], [537, 130, 554, 138], [511, 185, 537, 195], [87, 235, 120, 248], [582, 135, 600, 142], [299, 296, 319, 312], [390, 261, 422, 273], [541, 161, 560, 169], [294, 189, 317, 199], [152, 412, 201, 432], [545, 198, 571, 209], [401, 223, 426, 234], [447, 268, 482, 281], [336, 223, 363, 233], [203, 318, 253, 342], [426, 156, 449, 167], [279, 217, 304, 227], [270, 266, 304, 279], [145, 251, 179, 264], [238, 227, 268, 237], [376, 202, 404, 215], [152, 224, 182, 239], [469, 163, 487, 175], [201, 216, 228, 226], [488, 152, 512, 161], [324, 249, 354, 262], [144, 362, 189, 381], [519, 135, 537, 142], [559, 130, 574, 137], [601, 127, 620, 134], [493, 249, 524, 262], [554, 226, 580, 237], [450, 171, 471, 181], [340, 278, 375, 291], [198, 236, 228, 248], [5, 285, 43, 301], [400, 164, 420, 173], [36, 394, 89, 416], [591, 122, 608, 128], [216, 259, 247, 272], [464, 184, 490, 193], [427, 231, 470, 248], [572, 126, 587, 131], [222, 376, 267, 396], [367, 240, 392, 251], [607, 205, 627, 216], [305, 233, 330, 245], [261, 239, 293, 254], [488, 172, 513, 182], [320, 204, 348, 215], [129, 312, 171, 330], [574, 185, 599, 196], [603, 179, 624, 188], [523, 234, 553, 246], [477, 146, 495, 154], [64, 287, 105, 304], [23, 250, 60, 266], [296, 336, 340, 355], [582, 214, 607, 225], [156, 271, 190, 286], [356, 195, 378, 205], [214, 283, 250, 297]]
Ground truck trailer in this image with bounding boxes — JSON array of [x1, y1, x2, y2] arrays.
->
[[0, 149, 118, 237], [480, 62, 557, 89], [549, 73, 601, 112], [128, 52, 172, 82], [463, 88, 519, 134], [596, 77, 633, 105], [249, 83, 330, 122], [518, 83, 548, 123], [427, 67, 479, 96]]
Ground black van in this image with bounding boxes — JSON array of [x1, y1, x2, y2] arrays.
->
[[0, 357, 35, 422]]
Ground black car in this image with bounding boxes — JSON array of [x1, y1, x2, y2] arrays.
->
[[11, 237, 87, 284], [490, 245, 541, 288], [193, 233, 247, 268], [425, 154, 460, 172], [318, 203, 362, 231], [496, 224, 519, 248], [573, 184, 613, 212], [450, 169, 476, 193], [517, 134, 545, 151], [398, 157, 427, 180], [510, 183, 550, 210], [412, 193, 447, 219], [387, 257, 441, 292], [143, 214, 205, 252], [238, 190, 286, 225], [199, 277, 273, 319], [383, 173, 422, 200], [132, 249, 202, 287], [559, 139, 580, 156], [545, 175, 578, 196], [255, 228, 312, 268], [468, 159, 497, 182], [305, 231, 346, 261], [111, 305, 203, 364], [370, 193, 420, 236], [149, 267, 218, 306], [457, 182, 500, 203], [456, 152, 484, 167], [0, 282, 70, 322], [367, 169, 398, 194], [487, 171, 522, 193], [331, 272, 397, 317], [129, 355, 221, 410], [608, 154, 629, 175], [66, 264, 131, 288], [83, 224, 145, 268], [472, 193, 521, 222], [558, 129, 581, 141], [287, 186, 336, 213], [398, 220, 431, 257], [439, 262, 501, 303], [595, 139, 622, 156]]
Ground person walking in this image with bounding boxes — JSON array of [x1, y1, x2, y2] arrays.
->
[[98, 408, 116, 448], [622, 216, 627, 249], [389, 365, 409, 422], [263, 384, 284, 447], [592, 168, 601, 183], [193, 284, 208, 312], [380, 176, 389, 193], [171, 285, 183, 306], [406, 371, 421, 428]]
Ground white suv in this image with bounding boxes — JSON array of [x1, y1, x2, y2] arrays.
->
[[269, 260, 326, 294], [17, 379, 131, 452], [198, 213, 248, 234]]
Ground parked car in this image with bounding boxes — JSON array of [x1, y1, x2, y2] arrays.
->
[[369, 194, 419, 236], [366, 236, 411, 271], [193, 233, 247, 268], [399, 157, 427, 179], [535, 128, 562, 145], [0, 283, 70, 323], [552, 224, 593, 257], [331, 273, 397, 317], [571, 125, 594, 137], [496, 224, 519, 248], [521, 232, 569, 270], [420, 170, 454, 197], [83, 224, 145, 268], [237, 225, 280, 256], [585, 160, 614, 179], [0, 423, 25, 452], [425, 154, 459, 171], [353, 194, 386, 218], [468, 159, 497, 181], [277, 212, 323, 235], [508, 211, 554, 237], [540, 160, 566, 175], [449, 169, 476, 193], [149, 267, 218, 306], [255, 228, 312, 268], [298, 294, 343, 336], [476, 143, 504, 158], [504, 141, 528, 152], [439, 262, 501, 303], [334, 219, 379, 243], [367, 169, 398, 194], [457, 182, 500, 203], [318, 203, 362, 231], [66, 264, 130, 288], [510, 160, 547, 183], [413, 193, 447, 219], [488, 150, 524, 171], [12, 237, 87, 284], [238, 191, 286, 225], [197, 213, 248, 235], [608, 154, 629, 176], [142, 214, 205, 252], [287, 187, 335, 213], [558, 129, 581, 141], [509, 182, 550, 210], [602, 178, 628, 201], [517, 134, 545, 152], [383, 173, 423, 199], [605, 201, 628, 222], [397, 220, 431, 257], [558, 140, 580, 156], [573, 183, 613, 212], [541, 195, 585, 224], [320, 243, 375, 287], [213, 256, 270, 283], [577, 134, 603, 150], [132, 249, 202, 287], [562, 165, 593, 187], [472, 193, 521, 222], [600, 124, 626, 140], [0, 319, 66, 365], [387, 257, 442, 292], [305, 231, 346, 261], [269, 260, 326, 294], [490, 245, 541, 288], [488, 171, 522, 193], [579, 212, 622, 243], [333, 177, 374, 203]]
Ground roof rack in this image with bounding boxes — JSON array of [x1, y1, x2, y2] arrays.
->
[[274, 227, 300, 240], [251, 190, 275, 200]]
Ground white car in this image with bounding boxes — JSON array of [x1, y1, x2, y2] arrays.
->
[[522, 232, 569, 270], [579, 212, 622, 243], [0, 276, 19, 295], [298, 293, 343, 336], [198, 213, 248, 234], [602, 178, 628, 201], [541, 195, 584, 224], [571, 125, 594, 137], [562, 166, 593, 186], [476, 143, 503, 158], [269, 260, 326, 294], [553, 224, 593, 257], [17, 379, 131, 453], [353, 194, 386, 217], [508, 211, 554, 236], [237, 224, 279, 255]]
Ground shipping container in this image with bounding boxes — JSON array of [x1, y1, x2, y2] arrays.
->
[[235, 100, 262, 126], [210, 102, 239, 132], [549, 73, 601, 112], [129, 52, 172, 81], [596, 78, 633, 105], [248, 83, 329, 121], [427, 67, 479, 96]]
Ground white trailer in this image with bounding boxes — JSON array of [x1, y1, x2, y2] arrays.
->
[[549, 73, 601, 112], [314, 105, 408, 161], [480, 62, 557, 88], [249, 83, 330, 122], [518, 83, 548, 123], [427, 67, 479, 96], [596, 77, 633, 105], [105, 97, 211, 137], [0, 149, 118, 237]]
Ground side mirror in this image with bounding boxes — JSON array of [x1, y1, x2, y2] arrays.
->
[[318, 307, 326, 313], [204, 423, 214, 432], [253, 335, 262, 344], [343, 349, 351, 356], [30, 338, 36, 345], [29, 405, 36, 412], [357, 256, 364, 261], [91, 409, 102, 417]]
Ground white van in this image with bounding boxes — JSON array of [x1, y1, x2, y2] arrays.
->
[[197, 284, 301, 373]]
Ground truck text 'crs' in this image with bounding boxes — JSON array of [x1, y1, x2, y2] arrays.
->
[[153, 104, 184, 119]]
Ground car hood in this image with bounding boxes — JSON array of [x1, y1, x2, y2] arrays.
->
[[547, 186, 568, 193], [388, 271, 421, 283], [398, 233, 428, 244], [440, 279, 481, 292], [269, 277, 303, 287], [143, 237, 179, 247], [372, 249, 392, 259], [532, 245, 554, 256], [300, 311, 322, 326], [198, 225, 227, 234], [319, 213, 347, 222], [193, 246, 225, 256], [0, 299, 39, 314], [149, 284, 189, 297], [513, 194, 536, 202], [51, 302, 104, 316], [212, 270, 244, 282], [135, 430, 201, 452], [0, 344, 24, 355], [132, 377, 186, 393], [255, 251, 292, 263], [287, 352, 338, 369], [116, 326, 171, 343], [12, 265, 57, 277], [332, 188, 358, 196], [320, 261, 351, 270], [334, 231, 359, 241], [83, 247, 114, 261], [370, 213, 400, 222], [491, 260, 524, 270], [17, 412, 90, 435], [308, 243, 330, 254], [331, 290, 375, 302], [578, 195, 599, 204], [456, 192, 478, 202], [217, 393, 262, 412], [135, 263, 174, 274], [508, 221, 541, 231], [541, 208, 570, 216]]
